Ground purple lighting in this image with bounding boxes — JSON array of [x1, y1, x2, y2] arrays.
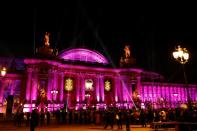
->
[[1, 46, 197, 113], [58, 48, 109, 64]]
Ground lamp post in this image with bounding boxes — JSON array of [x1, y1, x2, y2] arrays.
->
[[50, 90, 58, 113], [172, 45, 190, 107]]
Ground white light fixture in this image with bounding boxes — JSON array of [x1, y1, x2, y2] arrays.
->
[[172, 45, 189, 64], [85, 79, 93, 90], [51, 90, 58, 94], [1, 67, 7, 76]]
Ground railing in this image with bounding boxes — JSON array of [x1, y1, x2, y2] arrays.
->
[[152, 121, 197, 131]]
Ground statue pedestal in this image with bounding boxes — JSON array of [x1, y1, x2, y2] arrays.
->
[[120, 57, 136, 68], [36, 46, 54, 57]]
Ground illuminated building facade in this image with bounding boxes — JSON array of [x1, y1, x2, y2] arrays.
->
[[0, 37, 197, 113]]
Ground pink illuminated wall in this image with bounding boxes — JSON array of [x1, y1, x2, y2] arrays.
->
[[142, 82, 197, 108]]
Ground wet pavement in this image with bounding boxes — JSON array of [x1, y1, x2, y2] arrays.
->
[[0, 122, 175, 131]]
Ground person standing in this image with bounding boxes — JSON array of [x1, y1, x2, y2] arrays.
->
[[104, 110, 112, 129], [30, 109, 38, 131], [40, 110, 45, 126], [140, 109, 147, 127], [125, 111, 130, 131], [46, 111, 51, 125], [117, 110, 123, 129]]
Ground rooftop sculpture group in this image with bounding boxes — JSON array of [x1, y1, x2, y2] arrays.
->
[[120, 45, 136, 67], [36, 32, 58, 57]]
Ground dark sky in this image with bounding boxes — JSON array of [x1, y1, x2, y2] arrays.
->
[[0, 2, 197, 83]]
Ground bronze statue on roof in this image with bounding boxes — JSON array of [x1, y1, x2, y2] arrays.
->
[[36, 32, 58, 57], [120, 44, 136, 67], [124, 45, 131, 58], [44, 32, 50, 46]]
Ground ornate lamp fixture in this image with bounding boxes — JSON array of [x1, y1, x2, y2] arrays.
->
[[172, 45, 191, 108], [172, 45, 189, 64]]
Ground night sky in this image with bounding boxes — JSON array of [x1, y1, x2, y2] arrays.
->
[[0, 2, 197, 83]]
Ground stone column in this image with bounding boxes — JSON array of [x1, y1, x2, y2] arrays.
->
[[117, 77, 122, 102], [81, 75, 85, 102], [59, 72, 64, 102], [96, 77, 100, 102], [31, 68, 39, 101], [114, 77, 119, 102], [26, 67, 33, 102], [31, 75, 38, 101], [47, 69, 53, 101], [76, 75, 80, 102], [136, 75, 142, 97], [10, 80, 14, 95], [53, 70, 58, 101], [121, 80, 127, 102], [99, 75, 104, 102]]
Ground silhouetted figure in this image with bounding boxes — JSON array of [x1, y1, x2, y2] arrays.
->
[[56, 110, 61, 124], [104, 110, 114, 129], [125, 111, 130, 131], [26, 112, 30, 127], [74, 110, 78, 124], [30, 109, 39, 131], [40, 110, 45, 126], [46, 111, 50, 125], [116, 110, 123, 129], [140, 110, 147, 127], [69, 110, 73, 124], [16, 111, 21, 127], [79, 111, 83, 124]]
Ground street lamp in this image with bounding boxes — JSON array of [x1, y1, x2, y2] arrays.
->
[[0, 67, 7, 77], [50, 89, 58, 112], [172, 45, 190, 106], [173, 45, 189, 65]]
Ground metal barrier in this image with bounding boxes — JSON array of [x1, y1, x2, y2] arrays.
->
[[152, 121, 197, 131]]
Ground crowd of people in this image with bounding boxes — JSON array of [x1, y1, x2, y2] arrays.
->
[[12, 106, 197, 130]]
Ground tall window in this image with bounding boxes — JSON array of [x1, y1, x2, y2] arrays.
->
[[85, 79, 94, 91], [65, 78, 73, 91], [104, 80, 111, 91]]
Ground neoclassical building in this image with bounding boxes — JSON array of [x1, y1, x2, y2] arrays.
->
[[0, 34, 197, 113]]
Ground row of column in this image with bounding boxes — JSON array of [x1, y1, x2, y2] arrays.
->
[[26, 67, 39, 102], [141, 84, 196, 103], [0, 79, 20, 103], [75, 74, 105, 103], [25, 68, 107, 104], [25, 67, 142, 105]]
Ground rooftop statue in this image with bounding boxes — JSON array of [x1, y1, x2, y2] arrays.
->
[[120, 44, 136, 67], [124, 45, 130, 58], [44, 32, 50, 46], [36, 32, 55, 57]]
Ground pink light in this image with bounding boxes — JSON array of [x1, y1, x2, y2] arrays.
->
[[173, 93, 178, 97], [58, 48, 109, 64], [23, 108, 30, 113], [96, 96, 100, 102], [76, 98, 79, 102], [115, 96, 118, 102]]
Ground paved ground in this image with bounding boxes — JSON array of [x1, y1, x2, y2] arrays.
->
[[0, 123, 175, 131]]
